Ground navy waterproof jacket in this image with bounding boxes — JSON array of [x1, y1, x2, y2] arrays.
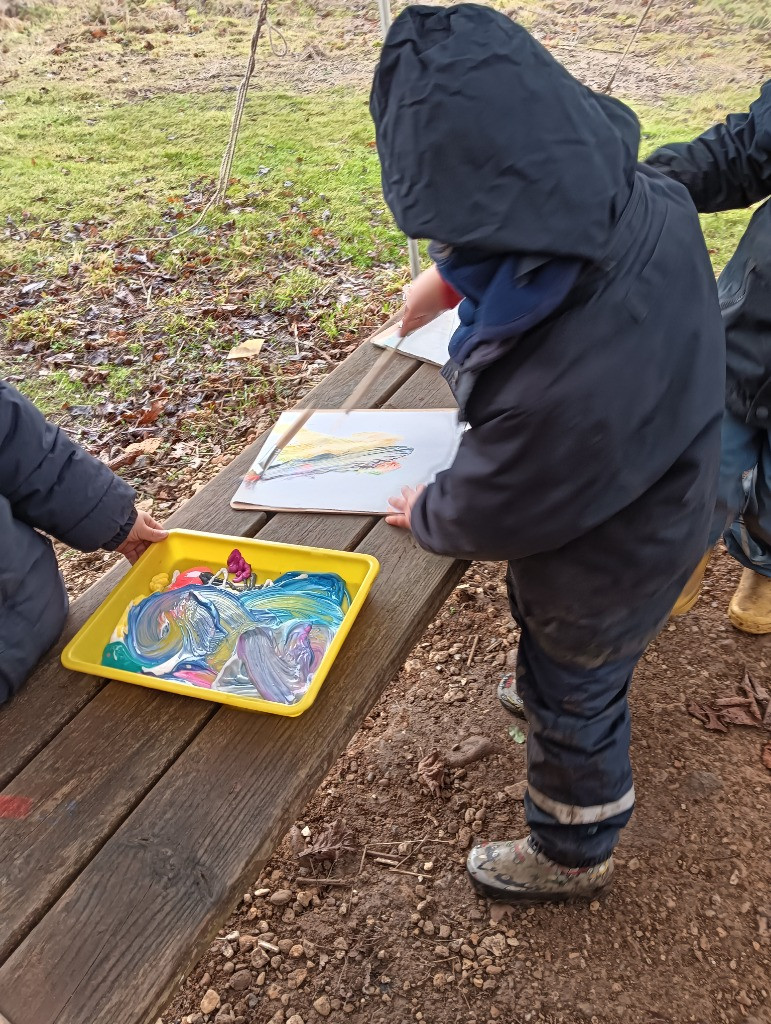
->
[[647, 81, 771, 427], [0, 383, 136, 703], [371, 4, 726, 666]]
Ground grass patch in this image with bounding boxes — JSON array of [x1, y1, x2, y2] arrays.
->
[[0, 80, 762, 422], [0, 85, 404, 271], [1, 82, 760, 276]]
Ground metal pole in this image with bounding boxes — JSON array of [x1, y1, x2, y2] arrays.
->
[[376, 0, 422, 279], [376, 0, 391, 35]]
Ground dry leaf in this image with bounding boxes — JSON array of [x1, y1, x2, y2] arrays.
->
[[136, 399, 165, 426], [298, 820, 355, 863], [718, 706, 762, 728], [417, 750, 447, 798], [738, 673, 763, 721], [745, 669, 769, 708], [226, 338, 264, 360], [687, 702, 727, 733], [713, 697, 754, 708], [108, 437, 162, 471]]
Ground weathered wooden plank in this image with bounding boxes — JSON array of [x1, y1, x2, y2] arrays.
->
[[0, 521, 466, 1024], [0, 341, 417, 787], [0, 364, 442, 970], [0, 563, 129, 789], [0, 686, 213, 964], [0, 363, 463, 1024]]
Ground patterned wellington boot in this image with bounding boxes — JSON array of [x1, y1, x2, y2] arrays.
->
[[497, 672, 526, 717], [670, 551, 711, 617], [467, 835, 614, 903], [728, 567, 771, 634]]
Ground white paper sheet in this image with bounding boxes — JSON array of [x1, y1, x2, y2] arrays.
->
[[231, 408, 463, 514], [373, 307, 459, 367]]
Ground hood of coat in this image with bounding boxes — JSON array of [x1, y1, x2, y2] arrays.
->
[[370, 3, 640, 262]]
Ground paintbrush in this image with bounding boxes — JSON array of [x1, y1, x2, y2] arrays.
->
[[249, 309, 417, 482]]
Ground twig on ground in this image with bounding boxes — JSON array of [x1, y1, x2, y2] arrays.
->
[[467, 633, 480, 667], [294, 877, 353, 889]]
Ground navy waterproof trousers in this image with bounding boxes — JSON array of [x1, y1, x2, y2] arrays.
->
[[508, 569, 641, 867], [709, 408, 771, 575]]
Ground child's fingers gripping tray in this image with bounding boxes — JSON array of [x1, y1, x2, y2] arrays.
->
[[61, 530, 379, 716]]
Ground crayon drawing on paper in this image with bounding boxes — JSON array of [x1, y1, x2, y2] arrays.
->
[[231, 409, 463, 514]]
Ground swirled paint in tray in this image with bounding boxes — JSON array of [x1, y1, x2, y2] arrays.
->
[[101, 552, 350, 706]]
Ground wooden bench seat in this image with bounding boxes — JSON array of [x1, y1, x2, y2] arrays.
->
[[0, 341, 467, 1024]]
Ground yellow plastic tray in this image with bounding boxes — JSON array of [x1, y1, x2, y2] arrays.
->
[[62, 529, 379, 716]]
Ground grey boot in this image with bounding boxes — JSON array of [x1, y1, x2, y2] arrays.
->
[[467, 835, 614, 903]]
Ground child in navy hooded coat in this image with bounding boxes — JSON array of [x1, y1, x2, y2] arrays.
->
[[371, 4, 725, 901]]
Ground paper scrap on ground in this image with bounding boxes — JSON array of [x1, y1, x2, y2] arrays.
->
[[227, 337, 265, 360], [374, 307, 459, 367], [231, 408, 463, 514]]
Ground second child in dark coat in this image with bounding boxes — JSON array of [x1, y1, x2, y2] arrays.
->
[[647, 81, 771, 633], [371, 4, 725, 901], [0, 382, 168, 706]]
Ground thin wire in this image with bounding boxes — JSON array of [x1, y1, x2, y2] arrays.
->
[[604, 0, 657, 95]]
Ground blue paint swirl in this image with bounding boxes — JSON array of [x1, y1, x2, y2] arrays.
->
[[103, 571, 350, 705]]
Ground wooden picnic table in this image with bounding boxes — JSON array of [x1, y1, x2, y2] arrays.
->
[[0, 337, 468, 1024]]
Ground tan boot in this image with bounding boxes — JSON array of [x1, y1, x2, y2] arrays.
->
[[670, 551, 711, 617], [728, 568, 771, 634]]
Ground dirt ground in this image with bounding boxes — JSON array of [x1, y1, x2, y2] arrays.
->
[[2, 2, 770, 1023], [160, 548, 771, 1024]]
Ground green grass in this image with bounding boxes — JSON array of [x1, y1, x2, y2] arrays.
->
[[1, 81, 759, 278], [0, 85, 404, 271], [0, 79, 763, 420]]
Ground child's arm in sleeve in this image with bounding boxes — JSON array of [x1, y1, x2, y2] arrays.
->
[[0, 382, 138, 552], [407, 405, 602, 563], [645, 81, 771, 212]]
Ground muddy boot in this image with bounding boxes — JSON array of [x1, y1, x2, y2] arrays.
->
[[497, 672, 526, 718], [728, 567, 771, 634], [670, 551, 711, 617], [467, 835, 614, 903]]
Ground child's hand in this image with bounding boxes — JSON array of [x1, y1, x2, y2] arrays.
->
[[400, 265, 455, 336], [116, 510, 169, 564], [386, 484, 426, 530]]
